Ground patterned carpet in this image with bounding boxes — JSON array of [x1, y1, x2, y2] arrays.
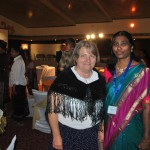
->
[[0, 102, 50, 150]]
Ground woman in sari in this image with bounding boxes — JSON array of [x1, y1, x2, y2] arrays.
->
[[104, 31, 150, 150]]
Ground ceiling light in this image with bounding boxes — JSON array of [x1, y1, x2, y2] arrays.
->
[[68, 0, 72, 10], [86, 35, 90, 40], [98, 33, 104, 38], [91, 34, 95, 39], [27, 10, 33, 18], [21, 44, 28, 50], [130, 23, 135, 28], [131, 6, 136, 12]]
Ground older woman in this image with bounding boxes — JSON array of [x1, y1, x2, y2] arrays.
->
[[46, 40, 106, 150]]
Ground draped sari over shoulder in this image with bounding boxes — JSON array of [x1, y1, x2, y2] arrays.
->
[[104, 64, 150, 150]]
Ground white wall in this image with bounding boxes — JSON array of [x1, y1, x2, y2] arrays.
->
[[30, 43, 60, 60]]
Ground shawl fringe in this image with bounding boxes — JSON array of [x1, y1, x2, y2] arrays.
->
[[47, 91, 103, 126], [46, 67, 106, 126]]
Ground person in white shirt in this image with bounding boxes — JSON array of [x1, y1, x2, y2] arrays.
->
[[9, 47, 29, 126]]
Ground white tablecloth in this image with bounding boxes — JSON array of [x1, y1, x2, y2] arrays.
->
[[36, 65, 55, 84]]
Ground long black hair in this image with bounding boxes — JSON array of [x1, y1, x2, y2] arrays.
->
[[11, 45, 26, 63], [107, 31, 141, 74]]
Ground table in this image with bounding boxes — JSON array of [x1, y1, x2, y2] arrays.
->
[[36, 65, 55, 85], [42, 80, 54, 91]]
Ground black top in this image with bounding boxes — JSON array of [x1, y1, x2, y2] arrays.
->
[[47, 67, 106, 125], [0, 53, 9, 82], [56, 50, 62, 63]]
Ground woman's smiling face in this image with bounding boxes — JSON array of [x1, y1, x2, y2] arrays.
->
[[76, 47, 96, 74]]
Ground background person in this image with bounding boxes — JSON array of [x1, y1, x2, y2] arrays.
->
[[136, 48, 150, 68], [9, 46, 29, 126], [58, 38, 76, 73], [46, 40, 106, 150], [0, 40, 9, 114], [24, 50, 38, 95], [56, 43, 66, 64], [104, 31, 150, 150], [56, 43, 66, 75]]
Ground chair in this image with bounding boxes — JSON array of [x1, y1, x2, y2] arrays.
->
[[27, 95, 35, 117], [32, 89, 47, 104], [45, 54, 56, 61], [33, 106, 50, 133], [32, 89, 51, 133], [36, 54, 45, 60]]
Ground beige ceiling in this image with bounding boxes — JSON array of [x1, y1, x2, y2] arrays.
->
[[0, 0, 150, 28]]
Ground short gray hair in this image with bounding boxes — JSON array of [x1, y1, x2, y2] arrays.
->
[[72, 40, 100, 65]]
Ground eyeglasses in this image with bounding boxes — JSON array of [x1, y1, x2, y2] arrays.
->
[[112, 41, 129, 48]]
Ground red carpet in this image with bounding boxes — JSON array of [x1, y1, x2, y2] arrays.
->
[[0, 102, 50, 150]]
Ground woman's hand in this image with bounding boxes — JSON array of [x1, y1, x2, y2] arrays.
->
[[98, 121, 104, 143], [98, 130, 104, 143], [141, 103, 150, 150], [53, 134, 63, 150], [48, 111, 62, 150], [139, 139, 150, 150]]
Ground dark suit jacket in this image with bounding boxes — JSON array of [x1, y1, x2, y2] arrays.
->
[[0, 53, 9, 82], [56, 50, 62, 63]]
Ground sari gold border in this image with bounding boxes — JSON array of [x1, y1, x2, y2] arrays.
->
[[125, 89, 147, 121], [120, 89, 147, 130], [118, 69, 147, 130], [117, 69, 144, 108]]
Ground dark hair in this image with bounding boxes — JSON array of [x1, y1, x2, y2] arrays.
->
[[65, 38, 76, 48], [11, 44, 21, 53], [112, 31, 141, 61], [108, 31, 141, 74], [11, 46, 26, 63], [0, 40, 7, 50], [112, 31, 135, 49]]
